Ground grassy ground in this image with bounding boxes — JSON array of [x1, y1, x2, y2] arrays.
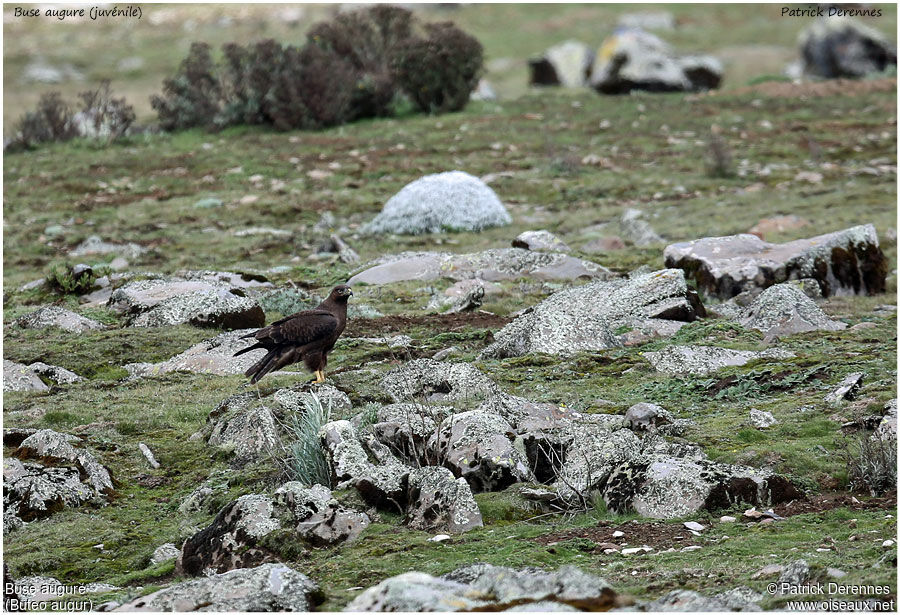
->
[[3, 4, 897, 612]]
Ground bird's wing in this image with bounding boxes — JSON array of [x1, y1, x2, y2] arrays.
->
[[257, 309, 338, 346]]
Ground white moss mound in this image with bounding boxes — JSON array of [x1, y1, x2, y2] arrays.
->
[[364, 171, 512, 235]]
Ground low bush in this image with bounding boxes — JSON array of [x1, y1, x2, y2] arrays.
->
[[46, 263, 105, 295], [150, 41, 223, 131], [842, 432, 897, 496], [75, 80, 136, 141], [11, 92, 78, 150]]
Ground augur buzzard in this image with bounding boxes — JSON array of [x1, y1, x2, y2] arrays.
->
[[234, 285, 352, 384]]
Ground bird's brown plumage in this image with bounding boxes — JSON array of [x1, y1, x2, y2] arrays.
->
[[234, 285, 352, 383]]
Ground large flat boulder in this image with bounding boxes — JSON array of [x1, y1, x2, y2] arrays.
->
[[13, 306, 104, 333], [348, 248, 609, 286], [115, 563, 321, 611], [663, 224, 887, 299], [643, 345, 795, 375], [481, 269, 705, 358], [362, 171, 511, 235], [108, 277, 265, 328]]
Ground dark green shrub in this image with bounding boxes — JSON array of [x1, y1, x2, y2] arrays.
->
[[150, 41, 223, 131], [219, 39, 283, 127], [393, 21, 483, 113], [12, 92, 78, 150], [307, 5, 414, 119], [46, 263, 104, 295]]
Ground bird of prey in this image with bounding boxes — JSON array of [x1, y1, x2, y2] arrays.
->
[[234, 285, 352, 384]]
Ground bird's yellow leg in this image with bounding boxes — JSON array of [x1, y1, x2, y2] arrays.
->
[[314, 370, 325, 384]]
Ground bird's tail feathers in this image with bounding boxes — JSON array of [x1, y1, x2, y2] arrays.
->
[[245, 348, 278, 383], [234, 342, 265, 358]]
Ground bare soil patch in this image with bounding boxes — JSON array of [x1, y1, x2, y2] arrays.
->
[[536, 519, 701, 553], [724, 77, 897, 99], [774, 491, 896, 517]]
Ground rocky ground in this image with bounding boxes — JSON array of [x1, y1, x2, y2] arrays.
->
[[3, 9, 898, 610]]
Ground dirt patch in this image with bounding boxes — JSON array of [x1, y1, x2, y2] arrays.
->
[[774, 491, 896, 517], [345, 312, 512, 338], [723, 77, 897, 99], [536, 519, 701, 554]]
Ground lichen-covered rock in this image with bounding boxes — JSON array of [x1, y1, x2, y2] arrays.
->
[[4, 457, 94, 523], [406, 466, 483, 533], [348, 248, 609, 286], [481, 269, 704, 358], [345, 572, 483, 611], [273, 482, 370, 546], [528, 40, 595, 87], [381, 359, 502, 404], [625, 403, 674, 432], [741, 284, 846, 337], [799, 17, 896, 79], [876, 399, 897, 441], [621, 208, 663, 246], [150, 543, 180, 565], [116, 563, 321, 611], [371, 403, 452, 462], [3, 360, 50, 392], [322, 420, 410, 506], [206, 394, 281, 463], [643, 345, 795, 375], [16, 429, 113, 496], [348, 564, 619, 611], [428, 410, 531, 492], [178, 494, 281, 575], [824, 372, 864, 403], [26, 362, 83, 385], [554, 427, 642, 504], [177, 269, 273, 290], [512, 230, 571, 253], [14, 306, 104, 333], [69, 235, 146, 260], [603, 454, 802, 519], [635, 588, 761, 611], [108, 278, 265, 328], [664, 224, 887, 299], [363, 171, 511, 235]]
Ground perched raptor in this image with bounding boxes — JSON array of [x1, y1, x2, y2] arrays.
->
[[234, 285, 352, 384]]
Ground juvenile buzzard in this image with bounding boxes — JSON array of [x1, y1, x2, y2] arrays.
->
[[234, 285, 352, 384]]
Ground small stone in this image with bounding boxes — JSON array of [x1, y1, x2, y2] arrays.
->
[[826, 568, 847, 579], [682, 545, 702, 552], [749, 409, 777, 429], [825, 373, 864, 403], [139, 442, 160, 469], [751, 564, 784, 579], [720, 516, 736, 523], [683, 521, 705, 531], [239, 195, 259, 205], [850, 321, 878, 330], [883, 540, 894, 548], [194, 197, 223, 209], [428, 534, 452, 543], [612, 530, 625, 538]]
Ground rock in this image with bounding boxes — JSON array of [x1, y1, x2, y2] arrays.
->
[[528, 40, 595, 87], [777, 559, 812, 590], [749, 409, 777, 429], [322, 420, 409, 506], [748, 215, 810, 240], [664, 224, 887, 299], [824, 372, 864, 403], [193, 197, 223, 209], [444, 278, 501, 298], [108, 277, 265, 329], [741, 284, 846, 337], [348, 248, 608, 286], [637, 589, 761, 611], [603, 454, 802, 519], [751, 564, 784, 579], [590, 29, 722, 94], [274, 482, 370, 546], [371, 403, 451, 463], [206, 394, 281, 464], [3, 360, 50, 392], [428, 533, 452, 542], [625, 403, 673, 431], [430, 283, 485, 314], [469, 78, 497, 101], [69, 235, 146, 260], [115, 563, 321, 611], [26, 362, 83, 385], [619, 11, 675, 30], [428, 410, 531, 492], [799, 17, 897, 79], [363, 171, 511, 235], [150, 543, 180, 565], [14, 306, 104, 333], [16, 429, 113, 497], [720, 515, 737, 523], [4, 457, 94, 523], [348, 564, 618, 611], [512, 230, 571, 252], [621, 208, 663, 246], [683, 521, 705, 531], [177, 270, 273, 290], [827, 567, 848, 579], [316, 234, 360, 265], [406, 466, 483, 533], [381, 359, 501, 405], [555, 428, 643, 504], [346, 572, 483, 611], [875, 399, 897, 440], [582, 236, 626, 253], [643, 345, 795, 375], [481, 268, 704, 358]]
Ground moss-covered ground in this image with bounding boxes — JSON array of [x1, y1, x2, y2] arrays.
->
[[3, 4, 897, 611]]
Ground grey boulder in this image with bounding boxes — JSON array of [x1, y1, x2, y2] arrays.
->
[[481, 268, 705, 358], [512, 230, 571, 252], [643, 345, 795, 375], [3, 360, 50, 392], [381, 359, 502, 404], [69, 235, 146, 260], [115, 563, 321, 611], [348, 248, 608, 286], [363, 171, 511, 235], [14, 306, 104, 333], [740, 283, 846, 337], [799, 17, 896, 79], [664, 224, 887, 299], [406, 466, 483, 533]]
